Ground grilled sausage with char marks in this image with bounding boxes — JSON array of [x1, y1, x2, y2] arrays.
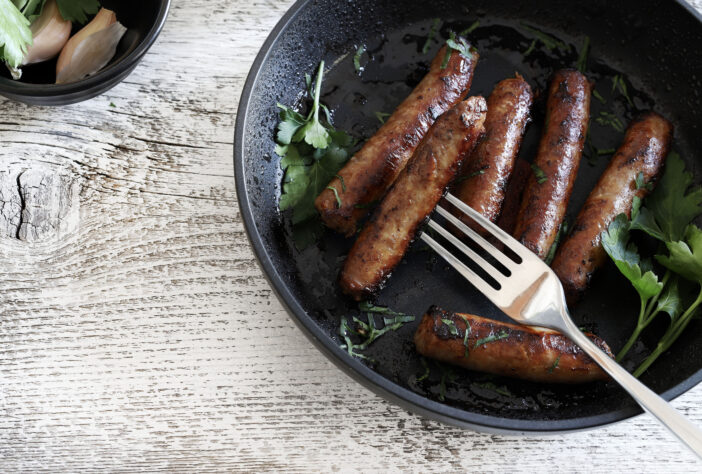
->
[[414, 306, 612, 383], [316, 44, 479, 236], [551, 112, 673, 304], [512, 69, 592, 259]]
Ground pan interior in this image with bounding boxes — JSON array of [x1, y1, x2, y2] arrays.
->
[[237, 0, 702, 430]]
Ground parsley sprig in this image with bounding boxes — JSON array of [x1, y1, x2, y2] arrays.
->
[[276, 61, 354, 230], [602, 152, 702, 376]]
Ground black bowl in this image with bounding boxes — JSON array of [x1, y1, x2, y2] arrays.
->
[[0, 0, 170, 106], [235, 0, 702, 433]]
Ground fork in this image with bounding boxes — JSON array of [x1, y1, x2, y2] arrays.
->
[[421, 192, 702, 459]]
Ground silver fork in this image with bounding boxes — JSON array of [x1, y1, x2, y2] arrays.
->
[[421, 192, 702, 459]]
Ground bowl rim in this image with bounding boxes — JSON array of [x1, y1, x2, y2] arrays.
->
[[0, 0, 171, 97], [233, 0, 702, 434]]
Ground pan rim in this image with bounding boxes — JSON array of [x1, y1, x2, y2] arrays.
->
[[233, 0, 702, 434]]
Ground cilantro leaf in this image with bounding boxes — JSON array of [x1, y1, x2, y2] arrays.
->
[[55, 0, 99, 24], [657, 225, 702, 284], [602, 214, 663, 301], [632, 152, 702, 243], [654, 277, 682, 321], [0, 0, 32, 68]]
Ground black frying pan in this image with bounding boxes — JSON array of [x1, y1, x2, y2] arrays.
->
[[234, 0, 702, 433]]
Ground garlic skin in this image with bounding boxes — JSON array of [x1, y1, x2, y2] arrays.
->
[[22, 0, 72, 66], [56, 8, 126, 84]]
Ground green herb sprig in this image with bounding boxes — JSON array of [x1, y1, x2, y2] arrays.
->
[[276, 61, 354, 235], [602, 152, 702, 376], [441, 31, 475, 69], [531, 163, 548, 184]]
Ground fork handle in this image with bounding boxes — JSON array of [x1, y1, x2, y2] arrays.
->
[[561, 319, 702, 459]]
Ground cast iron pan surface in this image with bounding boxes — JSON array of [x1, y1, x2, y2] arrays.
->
[[235, 0, 702, 433]]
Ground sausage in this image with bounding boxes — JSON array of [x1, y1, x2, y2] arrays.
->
[[512, 69, 592, 259], [453, 75, 533, 228], [495, 158, 531, 235], [315, 44, 479, 236], [339, 97, 488, 301], [551, 112, 673, 304], [414, 306, 612, 383]]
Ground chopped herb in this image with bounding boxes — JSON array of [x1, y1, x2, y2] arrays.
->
[[612, 74, 633, 106], [335, 174, 346, 192], [545, 220, 569, 265], [339, 303, 415, 361], [455, 168, 486, 184], [470, 169, 486, 178], [327, 185, 342, 208], [474, 331, 509, 348], [459, 20, 480, 37], [416, 357, 430, 381], [595, 111, 625, 132], [524, 39, 537, 56], [353, 45, 366, 73], [593, 89, 607, 104], [441, 318, 459, 336], [576, 36, 590, 73], [548, 356, 561, 374], [520, 22, 567, 51], [473, 381, 512, 397], [109, 102, 116, 108], [422, 18, 441, 54], [597, 148, 616, 155], [531, 163, 548, 184], [441, 31, 475, 69], [374, 111, 391, 124], [461, 317, 471, 357]]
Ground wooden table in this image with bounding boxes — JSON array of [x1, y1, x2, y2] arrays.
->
[[2, 0, 701, 471]]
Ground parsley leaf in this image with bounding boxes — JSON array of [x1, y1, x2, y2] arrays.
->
[[55, 0, 100, 24], [0, 0, 32, 69], [657, 225, 702, 284], [276, 61, 354, 231], [631, 152, 702, 243], [602, 214, 663, 301]]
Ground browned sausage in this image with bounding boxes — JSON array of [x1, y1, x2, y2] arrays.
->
[[339, 97, 488, 301], [453, 75, 533, 228], [551, 112, 673, 304], [315, 44, 479, 236], [414, 306, 612, 383], [512, 69, 592, 259], [496, 158, 531, 235]]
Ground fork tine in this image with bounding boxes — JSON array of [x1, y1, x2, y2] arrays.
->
[[419, 232, 501, 301], [434, 205, 516, 273], [426, 218, 512, 276], [445, 192, 529, 259]]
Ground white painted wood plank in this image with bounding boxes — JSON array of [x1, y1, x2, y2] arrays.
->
[[1, 0, 701, 471]]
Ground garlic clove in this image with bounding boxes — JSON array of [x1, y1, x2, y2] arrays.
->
[[22, 0, 72, 66], [56, 8, 123, 81], [55, 21, 127, 84]]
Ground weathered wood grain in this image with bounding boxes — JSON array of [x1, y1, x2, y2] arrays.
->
[[1, 0, 702, 471]]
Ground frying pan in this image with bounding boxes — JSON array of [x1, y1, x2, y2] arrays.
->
[[234, 0, 702, 433]]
